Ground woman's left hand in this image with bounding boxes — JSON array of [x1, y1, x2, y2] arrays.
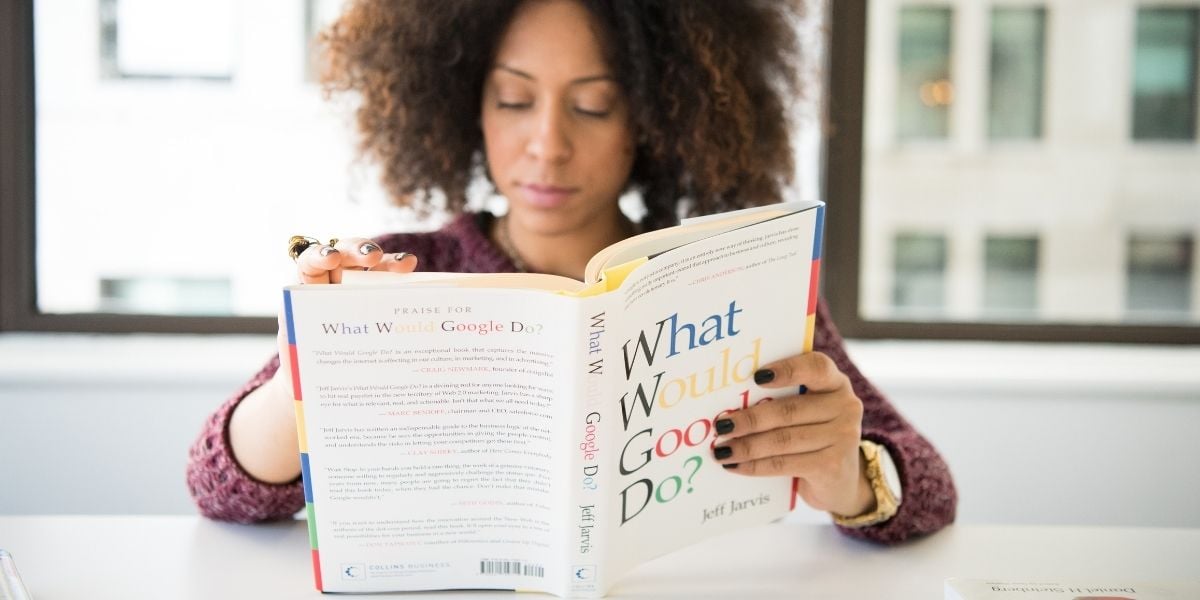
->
[[712, 352, 874, 517]]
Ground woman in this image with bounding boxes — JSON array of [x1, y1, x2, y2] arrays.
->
[[187, 0, 956, 545]]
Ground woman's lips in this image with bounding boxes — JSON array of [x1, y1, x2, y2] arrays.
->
[[519, 183, 578, 208]]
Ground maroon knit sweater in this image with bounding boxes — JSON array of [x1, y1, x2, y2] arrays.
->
[[186, 212, 957, 544]]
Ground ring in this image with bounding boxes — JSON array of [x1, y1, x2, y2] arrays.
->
[[287, 235, 321, 261], [328, 238, 339, 247]]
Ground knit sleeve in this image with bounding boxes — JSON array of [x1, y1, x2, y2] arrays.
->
[[812, 298, 958, 544], [186, 355, 306, 523], [187, 216, 509, 523]]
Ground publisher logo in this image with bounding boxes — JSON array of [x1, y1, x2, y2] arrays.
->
[[573, 565, 596, 582], [341, 563, 365, 580]]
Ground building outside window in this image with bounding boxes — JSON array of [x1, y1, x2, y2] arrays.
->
[[983, 235, 1040, 319], [1127, 234, 1194, 320], [989, 7, 1046, 140], [1132, 8, 1199, 141], [892, 233, 947, 317], [859, 0, 1200, 332], [98, 0, 235, 80], [897, 6, 954, 140]]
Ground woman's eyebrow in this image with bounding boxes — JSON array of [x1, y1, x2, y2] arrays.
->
[[494, 63, 615, 85]]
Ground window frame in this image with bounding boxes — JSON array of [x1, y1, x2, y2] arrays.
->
[[1, 0, 1196, 342]]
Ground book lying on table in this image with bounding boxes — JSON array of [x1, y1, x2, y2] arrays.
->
[[945, 578, 1200, 600], [282, 199, 825, 597]]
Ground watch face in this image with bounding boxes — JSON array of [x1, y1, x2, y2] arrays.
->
[[876, 445, 902, 502]]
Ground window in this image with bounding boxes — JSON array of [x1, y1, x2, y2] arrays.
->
[[5, 1, 1197, 343], [14, 0, 415, 332], [989, 7, 1046, 140], [1127, 234, 1194, 320], [826, 1, 1199, 343], [1132, 8, 1199, 141], [983, 236, 1039, 319], [98, 0, 235, 81], [892, 233, 947, 318], [897, 7, 954, 140]]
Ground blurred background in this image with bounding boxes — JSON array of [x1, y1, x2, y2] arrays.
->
[[1, 0, 1197, 527]]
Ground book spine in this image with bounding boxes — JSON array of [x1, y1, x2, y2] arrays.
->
[[564, 296, 612, 598], [284, 289, 323, 592], [794, 204, 825, 510]]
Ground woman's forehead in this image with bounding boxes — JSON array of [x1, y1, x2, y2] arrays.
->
[[491, 0, 613, 80]]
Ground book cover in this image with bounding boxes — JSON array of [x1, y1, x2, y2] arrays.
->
[[945, 578, 1200, 600], [282, 200, 824, 596]]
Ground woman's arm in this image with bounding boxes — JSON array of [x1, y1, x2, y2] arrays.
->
[[813, 299, 958, 544], [186, 355, 306, 523], [187, 237, 419, 522]]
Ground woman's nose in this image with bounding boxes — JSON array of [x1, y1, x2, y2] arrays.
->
[[525, 106, 572, 164]]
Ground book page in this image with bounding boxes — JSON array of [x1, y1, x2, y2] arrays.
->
[[601, 207, 820, 585], [285, 286, 581, 594]]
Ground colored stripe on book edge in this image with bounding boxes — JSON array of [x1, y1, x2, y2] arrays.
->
[[301, 453, 314, 503], [802, 313, 816, 353], [294, 401, 308, 453], [806, 258, 821, 315], [811, 205, 825, 261], [283, 289, 297, 344], [288, 344, 303, 402], [306, 503, 319, 549], [311, 549, 323, 591]]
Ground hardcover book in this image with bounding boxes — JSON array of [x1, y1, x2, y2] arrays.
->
[[945, 578, 1200, 600], [282, 200, 825, 596]]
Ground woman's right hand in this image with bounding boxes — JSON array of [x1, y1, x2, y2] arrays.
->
[[277, 236, 420, 387], [229, 237, 419, 483], [294, 237, 419, 284]]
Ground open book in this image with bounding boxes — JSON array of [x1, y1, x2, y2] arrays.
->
[[282, 199, 825, 596]]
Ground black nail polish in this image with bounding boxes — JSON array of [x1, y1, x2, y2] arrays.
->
[[754, 369, 775, 385], [715, 418, 735, 435], [722, 463, 738, 470], [714, 446, 733, 460]]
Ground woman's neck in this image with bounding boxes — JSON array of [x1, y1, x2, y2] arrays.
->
[[495, 210, 634, 280]]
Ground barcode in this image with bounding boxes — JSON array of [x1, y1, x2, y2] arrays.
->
[[479, 559, 545, 578]]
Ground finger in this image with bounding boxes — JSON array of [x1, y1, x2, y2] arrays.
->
[[753, 352, 848, 393], [331, 238, 383, 284], [721, 444, 844, 478], [714, 392, 843, 441], [713, 422, 839, 465], [371, 252, 419, 273], [296, 244, 341, 284]]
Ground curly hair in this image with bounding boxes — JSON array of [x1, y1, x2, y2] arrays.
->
[[319, 0, 802, 230]]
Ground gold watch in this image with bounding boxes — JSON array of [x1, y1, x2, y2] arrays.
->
[[832, 440, 902, 528]]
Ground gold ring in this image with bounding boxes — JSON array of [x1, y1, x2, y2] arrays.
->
[[287, 235, 320, 261], [328, 238, 339, 247]]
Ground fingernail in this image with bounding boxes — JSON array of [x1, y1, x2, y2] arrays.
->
[[798, 384, 808, 395], [715, 418, 735, 435], [754, 369, 775, 385], [722, 463, 738, 470], [714, 446, 732, 460], [320, 246, 339, 257], [393, 252, 410, 261], [359, 242, 380, 255]]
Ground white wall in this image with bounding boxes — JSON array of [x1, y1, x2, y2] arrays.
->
[[1, 334, 1196, 527]]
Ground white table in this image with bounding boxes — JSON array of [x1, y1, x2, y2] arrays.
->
[[0, 516, 1196, 599]]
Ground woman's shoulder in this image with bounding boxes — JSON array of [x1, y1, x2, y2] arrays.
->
[[372, 212, 517, 274]]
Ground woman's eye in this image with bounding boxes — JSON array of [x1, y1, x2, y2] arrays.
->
[[575, 107, 611, 118], [497, 101, 532, 110]]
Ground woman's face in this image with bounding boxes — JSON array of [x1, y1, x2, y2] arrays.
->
[[481, 0, 635, 235]]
